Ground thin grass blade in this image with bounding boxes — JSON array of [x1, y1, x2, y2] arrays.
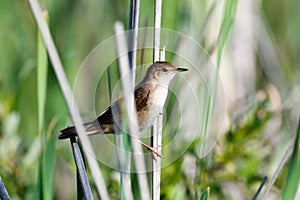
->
[[282, 117, 300, 199], [114, 21, 150, 200], [200, 187, 210, 200], [36, 10, 56, 200], [108, 67, 134, 200], [152, 1, 163, 200], [216, 0, 238, 67], [0, 177, 10, 200], [28, 0, 110, 199]]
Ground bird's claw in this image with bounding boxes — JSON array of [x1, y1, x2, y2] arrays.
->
[[139, 141, 163, 161]]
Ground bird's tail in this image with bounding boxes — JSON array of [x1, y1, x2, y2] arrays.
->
[[58, 126, 78, 139], [58, 120, 102, 140]]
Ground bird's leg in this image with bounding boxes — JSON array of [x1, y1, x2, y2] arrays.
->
[[138, 140, 162, 160]]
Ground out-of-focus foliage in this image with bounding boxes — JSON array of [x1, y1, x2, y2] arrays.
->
[[0, 0, 299, 199]]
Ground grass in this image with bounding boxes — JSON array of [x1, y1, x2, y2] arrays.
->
[[108, 59, 134, 200], [282, 117, 300, 199], [36, 10, 56, 200], [0, 0, 299, 199]]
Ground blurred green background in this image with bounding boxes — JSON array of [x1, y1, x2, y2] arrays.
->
[[0, 0, 300, 199]]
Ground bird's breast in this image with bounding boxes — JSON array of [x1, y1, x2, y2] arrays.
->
[[150, 85, 169, 107], [137, 85, 168, 130]]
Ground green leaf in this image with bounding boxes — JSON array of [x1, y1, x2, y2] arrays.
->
[[37, 11, 49, 134], [200, 187, 210, 200], [37, 10, 56, 200], [42, 119, 57, 200], [108, 65, 133, 199], [282, 117, 300, 199], [216, 0, 239, 67]]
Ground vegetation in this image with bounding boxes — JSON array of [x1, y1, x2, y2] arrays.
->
[[0, 0, 299, 199]]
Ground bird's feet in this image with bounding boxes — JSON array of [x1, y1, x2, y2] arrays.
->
[[139, 141, 162, 161]]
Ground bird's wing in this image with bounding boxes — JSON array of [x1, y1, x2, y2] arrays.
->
[[135, 85, 150, 111], [97, 86, 150, 124], [97, 100, 122, 125]]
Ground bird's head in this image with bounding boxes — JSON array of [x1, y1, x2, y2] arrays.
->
[[145, 61, 188, 85]]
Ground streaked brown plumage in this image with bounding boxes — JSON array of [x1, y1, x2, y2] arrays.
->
[[59, 61, 188, 139]]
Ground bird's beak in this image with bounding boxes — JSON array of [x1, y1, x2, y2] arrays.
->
[[176, 68, 188, 72]]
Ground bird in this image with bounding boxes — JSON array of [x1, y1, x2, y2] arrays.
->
[[59, 61, 188, 156]]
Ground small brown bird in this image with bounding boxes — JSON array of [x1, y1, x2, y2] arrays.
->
[[59, 61, 188, 153]]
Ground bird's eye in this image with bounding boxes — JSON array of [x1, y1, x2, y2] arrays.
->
[[162, 68, 168, 72]]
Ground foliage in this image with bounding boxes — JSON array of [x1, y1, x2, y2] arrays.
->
[[0, 0, 300, 199]]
